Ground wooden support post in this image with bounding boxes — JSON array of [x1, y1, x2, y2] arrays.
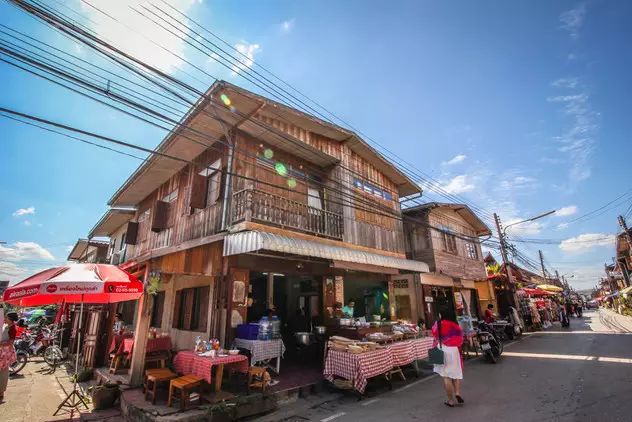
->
[[129, 265, 152, 386], [267, 273, 274, 309]]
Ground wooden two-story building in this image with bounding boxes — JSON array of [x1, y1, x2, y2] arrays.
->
[[87, 81, 429, 383], [403, 202, 491, 327]]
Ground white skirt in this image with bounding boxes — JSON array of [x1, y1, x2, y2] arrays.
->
[[433, 345, 463, 380]]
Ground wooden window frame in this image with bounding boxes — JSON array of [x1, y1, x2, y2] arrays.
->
[[150, 291, 165, 328], [172, 286, 210, 332], [465, 241, 479, 260]]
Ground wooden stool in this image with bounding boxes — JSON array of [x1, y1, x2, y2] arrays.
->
[[168, 375, 203, 410], [145, 368, 177, 404], [109, 353, 123, 374], [247, 367, 270, 394], [145, 351, 170, 369]]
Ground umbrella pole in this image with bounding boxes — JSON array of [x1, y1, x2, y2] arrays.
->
[[54, 295, 89, 416]]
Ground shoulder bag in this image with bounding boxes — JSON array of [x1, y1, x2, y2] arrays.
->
[[427, 319, 445, 365]]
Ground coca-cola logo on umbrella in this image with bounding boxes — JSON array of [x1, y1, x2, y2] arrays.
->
[[46, 284, 58, 293]]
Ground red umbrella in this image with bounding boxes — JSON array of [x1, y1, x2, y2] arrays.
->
[[3, 263, 143, 306], [2, 263, 143, 416]]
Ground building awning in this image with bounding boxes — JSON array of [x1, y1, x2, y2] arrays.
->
[[223, 231, 429, 273]]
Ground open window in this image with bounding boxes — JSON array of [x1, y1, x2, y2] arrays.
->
[[190, 159, 222, 210]]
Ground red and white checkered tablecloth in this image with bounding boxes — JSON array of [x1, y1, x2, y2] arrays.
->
[[233, 339, 285, 365], [324, 349, 394, 394], [173, 351, 248, 384], [386, 340, 416, 366], [411, 337, 435, 360], [119, 336, 172, 357], [109, 333, 133, 354]]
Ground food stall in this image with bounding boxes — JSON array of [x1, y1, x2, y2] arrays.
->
[[323, 321, 434, 394]]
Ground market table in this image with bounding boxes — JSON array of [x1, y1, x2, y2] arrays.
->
[[173, 351, 248, 392], [109, 333, 134, 354], [324, 348, 394, 394], [410, 337, 435, 360], [233, 338, 285, 374], [120, 336, 172, 356]]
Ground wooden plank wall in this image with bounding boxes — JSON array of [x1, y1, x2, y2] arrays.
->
[[252, 113, 406, 254], [128, 145, 226, 261], [406, 208, 486, 280]]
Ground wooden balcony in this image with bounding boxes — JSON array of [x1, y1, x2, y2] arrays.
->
[[231, 188, 343, 240]]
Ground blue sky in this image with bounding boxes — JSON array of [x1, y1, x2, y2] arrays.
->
[[1, 1, 631, 290]]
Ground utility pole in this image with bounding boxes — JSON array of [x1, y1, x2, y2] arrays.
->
[[618, 215, 632, 247], [494, 213, 515, 287], [538, 250, 547, 280], [555, 270, 562, 288]]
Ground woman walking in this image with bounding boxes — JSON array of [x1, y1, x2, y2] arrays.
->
[[432, 305, 464, 407], [0, 311, 19, 402]]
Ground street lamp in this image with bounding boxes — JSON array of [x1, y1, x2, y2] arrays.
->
[[502, 210, 557, 236]]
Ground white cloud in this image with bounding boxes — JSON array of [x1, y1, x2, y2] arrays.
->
[[13, 206, 35, 217], [0, 261, 28, 280], [556, 222, 570, 230], [548, 82, 598, 185], [551, 78, 579, 89], [79, 0, 203, 73], [0, 242, 55, 261], [559, 233, 615, 253], [499, 176, 537, 191], [555, 205, 578, 217], [560, 3, 586, 40], [231, 42, 260, 75], [440, 175, 475, 194], [442, 154, 467, 166], [280, 18, 295, 33]]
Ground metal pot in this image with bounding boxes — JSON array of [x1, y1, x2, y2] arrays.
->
[[295, 332, 312, 346], [314, 326, 326, 335]]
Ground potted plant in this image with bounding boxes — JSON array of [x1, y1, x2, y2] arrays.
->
[[89, 383, 120, 410]]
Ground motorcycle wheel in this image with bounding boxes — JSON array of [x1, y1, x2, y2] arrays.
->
[[484, 350, 497, 363], [10, 352, 28, 375], [44, 346, 65, 367]]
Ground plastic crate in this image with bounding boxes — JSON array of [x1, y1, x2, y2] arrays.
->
[[236, 323, 259, 340]]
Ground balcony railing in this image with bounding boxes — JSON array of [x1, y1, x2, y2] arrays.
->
[[232, 188, 343, 240]]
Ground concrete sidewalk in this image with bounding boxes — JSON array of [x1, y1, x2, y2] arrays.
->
[[3, 360, 88, 422], [591, 308, 632, 333]]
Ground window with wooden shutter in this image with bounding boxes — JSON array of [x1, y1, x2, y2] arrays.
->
[[172, 286, 210, 332], [172, 290, 182, 329], [150, 291, 165, 328], [196, 286, 210, 332], [207, 170, 222, 206], [151, 200, 169, 232], [190, 173, 208, 209], [125, 222, 139, 245]]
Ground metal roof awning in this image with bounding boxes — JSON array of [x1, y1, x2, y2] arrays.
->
[[224, 231, 429, 273]]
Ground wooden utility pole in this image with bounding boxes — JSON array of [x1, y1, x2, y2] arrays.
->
[[494, 213, 514, 285], [538, 250, 547, 280], [618, 215, 632, 247]]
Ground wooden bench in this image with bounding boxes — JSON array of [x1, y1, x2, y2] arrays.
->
[[168, 375, 203, 410], [144, 368, 177, 404]]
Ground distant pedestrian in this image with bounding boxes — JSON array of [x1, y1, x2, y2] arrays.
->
[[432, 305, 464, 407], [0, 311, 19, 401]]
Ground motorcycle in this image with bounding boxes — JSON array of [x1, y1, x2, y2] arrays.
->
[[477, 322, 504, 363]]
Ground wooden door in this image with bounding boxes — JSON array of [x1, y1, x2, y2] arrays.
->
[[83, 307, 106, 368]]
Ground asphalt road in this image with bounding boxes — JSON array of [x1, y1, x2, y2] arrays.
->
[[257, 310, 632, 422]]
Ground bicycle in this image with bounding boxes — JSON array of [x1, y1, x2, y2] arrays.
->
[[43, 327, 67, 368]]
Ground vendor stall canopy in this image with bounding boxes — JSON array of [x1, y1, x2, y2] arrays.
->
[[224, 231, 430, 273]]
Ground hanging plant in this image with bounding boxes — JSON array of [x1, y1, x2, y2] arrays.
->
[[147, 273, 161, 296]]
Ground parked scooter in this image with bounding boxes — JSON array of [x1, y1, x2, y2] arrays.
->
[[477, 321, 504, 363], [9, 348, 28, 376]]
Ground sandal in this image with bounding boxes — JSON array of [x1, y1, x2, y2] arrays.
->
[[456, 395, 464, 404], [444, 401, 455, 407]]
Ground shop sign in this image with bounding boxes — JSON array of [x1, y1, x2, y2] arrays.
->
[[424, 296, 434, 303]]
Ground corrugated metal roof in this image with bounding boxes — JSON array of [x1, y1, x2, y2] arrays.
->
[[224, 231, 429, 273]]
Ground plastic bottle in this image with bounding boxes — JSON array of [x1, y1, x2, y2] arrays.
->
[[271, 315, 281, 339], [258, 316, 270, 340]]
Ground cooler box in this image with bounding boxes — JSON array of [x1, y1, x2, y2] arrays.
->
[[236, 323, 259, 340]]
